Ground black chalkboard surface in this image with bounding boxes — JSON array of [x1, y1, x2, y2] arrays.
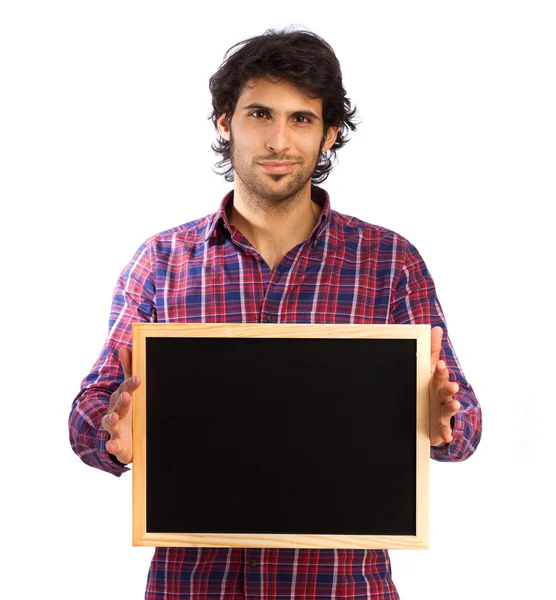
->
[[132, 323, 431, 550]]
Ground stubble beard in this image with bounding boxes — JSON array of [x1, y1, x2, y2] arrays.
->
[[229, 131, 325, 216]]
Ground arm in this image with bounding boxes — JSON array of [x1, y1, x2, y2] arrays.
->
[[390, 241, 482, 462], [68, 241, 156, 476]]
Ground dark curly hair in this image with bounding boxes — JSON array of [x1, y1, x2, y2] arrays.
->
[[208, 26, 360, 183]]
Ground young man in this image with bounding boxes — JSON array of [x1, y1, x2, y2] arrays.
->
[[69, 27, 482, 599]]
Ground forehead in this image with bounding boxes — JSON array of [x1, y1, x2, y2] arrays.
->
[[237, 77, 323, 116]]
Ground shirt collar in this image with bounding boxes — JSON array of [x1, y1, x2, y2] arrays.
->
[[201, 189, 234, 243], [310, 185, 332, 245], [202, 185, 332, 245]]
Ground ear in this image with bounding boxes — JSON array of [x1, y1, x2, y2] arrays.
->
[[216, 113, 231, 141], [322, 125, 339, 152]]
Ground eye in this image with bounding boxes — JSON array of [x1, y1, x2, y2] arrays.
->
[[294, 115, 311, 124], [250, 110, 269, 119]]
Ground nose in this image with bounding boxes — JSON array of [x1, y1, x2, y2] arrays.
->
[[266, 119, 291, 154]]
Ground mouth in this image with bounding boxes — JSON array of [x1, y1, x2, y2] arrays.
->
[[258, 162, 298, 174]]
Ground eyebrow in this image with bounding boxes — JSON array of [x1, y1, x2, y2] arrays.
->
[[241, 103, 321, 121]]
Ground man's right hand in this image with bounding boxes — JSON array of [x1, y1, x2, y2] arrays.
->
[[101, 346, 141, 465]]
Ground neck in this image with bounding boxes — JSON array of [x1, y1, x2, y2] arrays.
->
[[228, 181, 321, 254]]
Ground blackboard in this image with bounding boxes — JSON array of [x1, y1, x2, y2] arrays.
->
[[132, 323, 430, 549]]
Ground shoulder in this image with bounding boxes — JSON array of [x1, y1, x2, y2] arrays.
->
[[142, 213, 216, 251], [328, 208, 416, 254], [121, 214, 217, 273]]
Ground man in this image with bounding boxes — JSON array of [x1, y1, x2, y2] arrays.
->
[[69, 27, 482, 599]]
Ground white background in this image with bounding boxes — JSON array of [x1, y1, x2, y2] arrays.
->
[[1, 1, 555, 598]]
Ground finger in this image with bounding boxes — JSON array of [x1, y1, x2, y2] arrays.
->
[[116, 374, 141, 400], [106, 437, 122, 456], [432, 359, 450, 386], [430, 326, 444, 371], [107, 384, 134, 420], [439, 424, 453, 444], [119, 346, 133, 381], [101, 409, 119, 434], [442, 398, 461, 417], [104, 385, 134, 428], [445, 382, 460, 398], [432, 360, 458, 387], [116, 390, 132, 420], [435, 376, 459, 401]]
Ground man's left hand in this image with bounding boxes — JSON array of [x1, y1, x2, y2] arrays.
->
[[429, 326, 461, 446]]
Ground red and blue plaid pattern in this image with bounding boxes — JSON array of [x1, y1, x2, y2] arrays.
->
[[69, 185, 481, 599]]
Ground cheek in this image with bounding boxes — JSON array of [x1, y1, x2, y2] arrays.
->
[[300, 132, 325, 151], [300, 138, 324, 161], [233, 128, 261, 151]]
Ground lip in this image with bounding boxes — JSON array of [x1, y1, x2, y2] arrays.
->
[[258, 162, 297, 173]]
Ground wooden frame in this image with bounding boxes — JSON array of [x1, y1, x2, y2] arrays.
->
[[132, 323, 430, 550]]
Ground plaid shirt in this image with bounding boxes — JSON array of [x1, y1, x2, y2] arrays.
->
[[69, 185, 481, 599]]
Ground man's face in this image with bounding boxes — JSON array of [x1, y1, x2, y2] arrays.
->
[[217, 77, 338, 206]]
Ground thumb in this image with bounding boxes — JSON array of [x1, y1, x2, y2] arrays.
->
[[430, 326, 443, 372], [118, 346, 133, 381]]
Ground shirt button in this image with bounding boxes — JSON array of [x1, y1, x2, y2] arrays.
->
[[265, 314, 273, 322], [249, 559, 257, 567]]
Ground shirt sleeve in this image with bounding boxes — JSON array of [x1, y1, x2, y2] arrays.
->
[[68, 241, 157, 476], [390, 239, 482, 462]]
